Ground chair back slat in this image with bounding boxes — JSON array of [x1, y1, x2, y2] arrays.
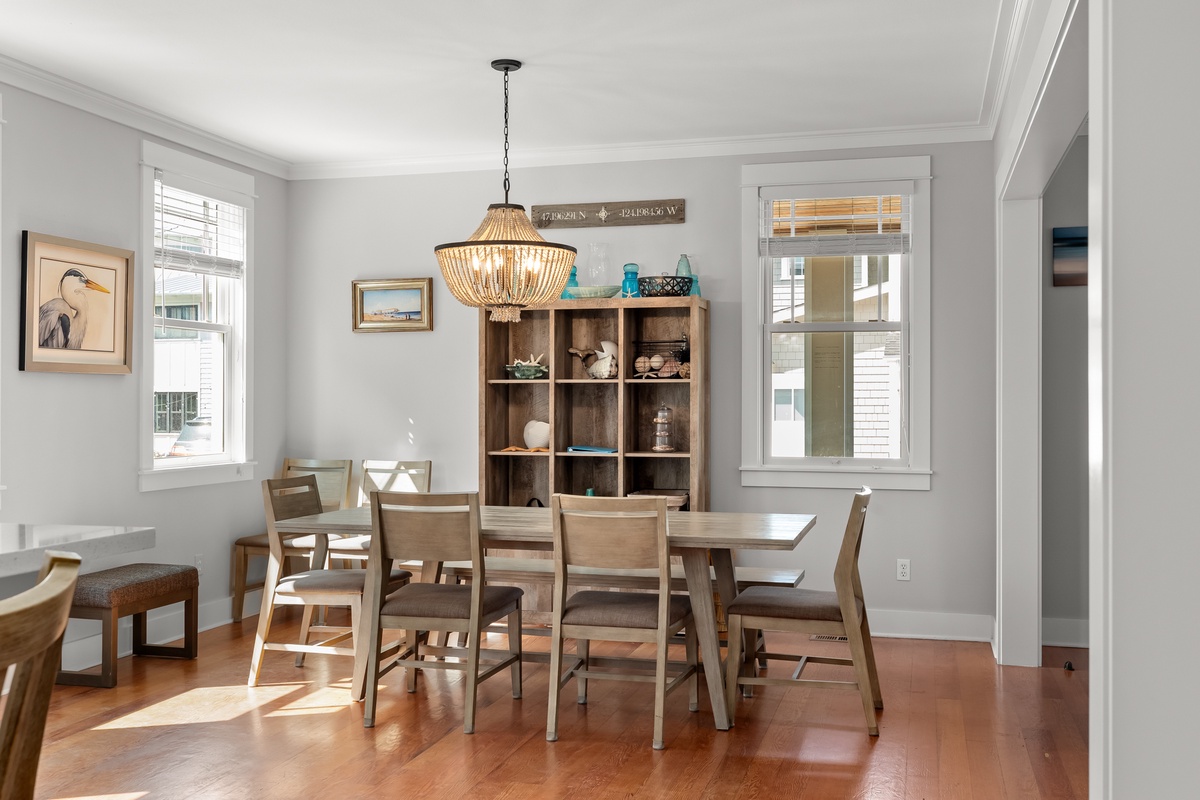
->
[[262, 475, 325, 560], [282, 458, 354, 512], [552, 494, 668, 573], [370, 491, 478, 565], [0, 551, 81, 800], [359, 460, 432, 505]]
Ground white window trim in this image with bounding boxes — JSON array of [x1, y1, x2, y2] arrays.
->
[[138, 141, 256, 491], [740, 156, 932, 491]]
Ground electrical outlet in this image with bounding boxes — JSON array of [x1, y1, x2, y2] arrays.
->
[[896, 558, 910, 581], [194, 555, 203, 577]]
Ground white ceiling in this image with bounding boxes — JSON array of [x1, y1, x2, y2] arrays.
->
[[0, 1, 1012, 178]]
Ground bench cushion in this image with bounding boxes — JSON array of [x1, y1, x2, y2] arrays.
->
[[73, 563, 199, 609]]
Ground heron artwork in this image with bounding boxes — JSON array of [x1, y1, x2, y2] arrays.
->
[[38, 267, 110, 349]]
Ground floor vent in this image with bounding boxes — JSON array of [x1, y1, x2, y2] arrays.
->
[[810, 634, 849, 642]]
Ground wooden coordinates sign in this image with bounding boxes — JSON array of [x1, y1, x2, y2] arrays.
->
[[531, 198, 685, 229]]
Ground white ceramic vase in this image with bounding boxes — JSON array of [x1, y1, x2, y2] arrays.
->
[[523, 420, 550, 449]]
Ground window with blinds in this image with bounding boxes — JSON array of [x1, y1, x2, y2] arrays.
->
[[151, 174, 247, 461], [740, 157, 930, 490]]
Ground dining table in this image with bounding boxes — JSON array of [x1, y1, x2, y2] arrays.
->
[[272, 504, 817, 730]]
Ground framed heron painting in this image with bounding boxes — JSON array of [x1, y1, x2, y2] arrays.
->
[[352, 278, 433, 332], [21, 231, 134, 374]]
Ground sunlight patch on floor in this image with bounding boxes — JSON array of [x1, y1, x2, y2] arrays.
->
[[94, 684, 303, 729], [49, 794, 148, 800], [264, 685, 355, 716]]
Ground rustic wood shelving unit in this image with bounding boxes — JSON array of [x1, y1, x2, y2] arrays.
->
[[479, 295, 710, 511]]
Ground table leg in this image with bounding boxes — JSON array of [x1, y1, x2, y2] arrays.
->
[[681, 548, 731, 730]]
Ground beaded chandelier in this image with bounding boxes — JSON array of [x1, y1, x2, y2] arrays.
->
[[435, 59, 576, 323]]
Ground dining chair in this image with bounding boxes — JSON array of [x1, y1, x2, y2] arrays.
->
[[546, 493, 698, 751], [359, 490, 523, 732], [724, 487, 882, 735], [248, 474, 410, 686], [1, 551, 81, 800], [232, 458, 354, 621], [320, 459, 435, 565]]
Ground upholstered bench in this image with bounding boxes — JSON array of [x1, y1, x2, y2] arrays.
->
[[56, 563, 199, 688]]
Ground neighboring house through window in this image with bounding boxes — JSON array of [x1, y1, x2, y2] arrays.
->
[[740, 156, 931, 490], [139, 142, 255, 490]]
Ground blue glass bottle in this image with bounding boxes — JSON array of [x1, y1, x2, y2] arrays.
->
[[560, 265, 578, 299], [676, 254, 693, 277], [621, 263, 640, 297]]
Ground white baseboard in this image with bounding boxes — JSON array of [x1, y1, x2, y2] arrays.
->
[[1042, 616, 1089, 648], [60, 591, 259, 672], [867, 608, 995, 643]]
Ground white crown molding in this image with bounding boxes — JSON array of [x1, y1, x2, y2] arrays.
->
[[979, 0, 1036, 136], [0, 54, 290, 179], [290, 123, 993, 181]]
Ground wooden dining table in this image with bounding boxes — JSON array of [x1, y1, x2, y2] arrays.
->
[[273, 504, 816, 730]]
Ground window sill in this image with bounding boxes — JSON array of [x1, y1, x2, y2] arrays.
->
[[740, 465, 931, 491], [139, 461, 257, 492]]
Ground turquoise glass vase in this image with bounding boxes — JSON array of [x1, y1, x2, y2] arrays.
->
[[561, 265, 578, 299], [621, 263, 640, 297]]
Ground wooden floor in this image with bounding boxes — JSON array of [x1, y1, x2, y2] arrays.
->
[[31, 610, 1088, 799]]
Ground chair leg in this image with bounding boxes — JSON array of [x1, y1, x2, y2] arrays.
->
[[232, 545, 249, 623], [295, 605, 316, 667], [507, 606, 523, 699], [859, 611, 883, 709], [546, 622, 563, 742], [184, 587, 199, 659], [363, 619, 384, 728], [576, 638, 589, 705], [247, 559, 281, 686], [406, 633, 420, 693], [724, 612, 745, 721], [846, 622, 880, 736], [686, 625, 699, 712], [463, 620, 482, 734], [652, 634, 668, 750]]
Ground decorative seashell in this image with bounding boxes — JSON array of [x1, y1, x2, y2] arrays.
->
[[523, 420, 550, 449], [587, 354, 616, 379], [649, 354, 666, 370], [634, 355, 652, 373], [678, 362, 691, 379], [657, 358, 679, 378]]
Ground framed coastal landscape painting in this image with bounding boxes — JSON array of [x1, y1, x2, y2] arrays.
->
[[352, 278, 433, 332]]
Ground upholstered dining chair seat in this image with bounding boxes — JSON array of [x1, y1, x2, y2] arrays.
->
[[276, 567, 410, 595], [562, 591, 691, 629], [724, 585, 863, 623], [380, 582, 523, 620]]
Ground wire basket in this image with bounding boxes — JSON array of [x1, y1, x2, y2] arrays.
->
[[638, 275, 693, 297], [632, 338, 690, 378]]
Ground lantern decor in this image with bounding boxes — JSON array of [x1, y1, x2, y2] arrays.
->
[[652, 404, 675, 452], [434, 59, 577, 322]]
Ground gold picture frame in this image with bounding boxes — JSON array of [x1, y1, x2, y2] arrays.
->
[[352, 278, 433, 332], [21, 231, 134, 374]]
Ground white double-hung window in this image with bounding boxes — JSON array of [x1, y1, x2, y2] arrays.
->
[[139, 142, 255, 490], [740, 156, 931, 490]]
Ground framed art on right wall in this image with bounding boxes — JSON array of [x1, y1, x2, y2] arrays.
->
[[1052, 226, 1088, 286]]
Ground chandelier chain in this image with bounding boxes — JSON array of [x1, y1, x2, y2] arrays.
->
[[502, 67, 510, 204]]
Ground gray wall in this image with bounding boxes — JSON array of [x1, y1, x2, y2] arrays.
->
[[0, 84, 289, 641], [1041, 134, 1088, 642], [287, 141, 999, 637]]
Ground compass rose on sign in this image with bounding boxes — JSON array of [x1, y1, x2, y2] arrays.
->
[[597, 206, 610, 223]]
